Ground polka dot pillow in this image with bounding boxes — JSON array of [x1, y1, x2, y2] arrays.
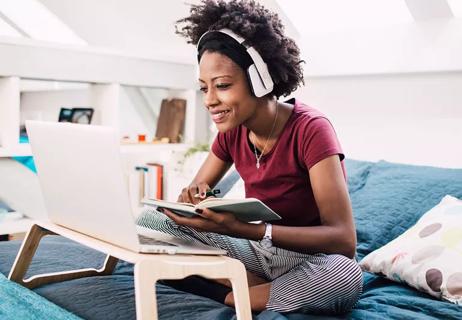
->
[[359, 195, 462, 305]]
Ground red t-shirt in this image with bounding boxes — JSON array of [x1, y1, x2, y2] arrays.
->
[[211, 99, 345, 227]]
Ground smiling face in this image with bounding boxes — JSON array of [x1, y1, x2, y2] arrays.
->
[[199, 50, 259, 133]]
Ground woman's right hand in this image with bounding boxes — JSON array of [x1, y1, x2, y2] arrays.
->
[[178, 182, 211, 204]]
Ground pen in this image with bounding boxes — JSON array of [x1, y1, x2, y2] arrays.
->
[[194, 189, 221, 198]]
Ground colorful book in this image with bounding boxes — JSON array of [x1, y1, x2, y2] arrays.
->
[[146, 163, 163, 200]]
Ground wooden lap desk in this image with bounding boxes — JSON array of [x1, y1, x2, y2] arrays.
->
[[8, 221, 252, 320]]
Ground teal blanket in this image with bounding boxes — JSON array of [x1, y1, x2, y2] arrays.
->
[[0, 273, 81, 320]]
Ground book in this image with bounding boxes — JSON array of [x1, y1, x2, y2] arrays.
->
[[133, 163, 164, 207], [142, 197, 281, 223], [146, 163, 163, 200], [134, 166, 148, 206]]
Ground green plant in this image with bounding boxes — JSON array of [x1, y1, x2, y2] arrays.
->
[[184, 143, 210, 158]]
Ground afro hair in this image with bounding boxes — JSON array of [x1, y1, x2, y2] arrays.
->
[[176, 0, 304, 98]]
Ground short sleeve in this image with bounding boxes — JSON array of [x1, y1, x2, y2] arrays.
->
[[301, 117, 344, 169], [211, 132, 233, 163]]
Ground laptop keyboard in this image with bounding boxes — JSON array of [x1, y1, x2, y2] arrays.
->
[[138, 234, 177, 247]]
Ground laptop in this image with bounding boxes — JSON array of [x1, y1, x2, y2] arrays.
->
[[26, 120, 226, 256]]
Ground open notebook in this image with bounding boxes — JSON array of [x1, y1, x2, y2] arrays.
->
[[142, 197, 281, 223]]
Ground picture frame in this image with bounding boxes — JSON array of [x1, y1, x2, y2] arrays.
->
[[58, 108, 73, 122], [58, 107, 94, 124], [70, 108, 94, 124]]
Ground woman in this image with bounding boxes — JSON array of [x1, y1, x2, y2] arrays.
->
[[138, 0, 363, 314]]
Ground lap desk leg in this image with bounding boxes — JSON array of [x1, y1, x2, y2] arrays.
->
[[8, 222, 252, 320], [8, 224, 119, 289]]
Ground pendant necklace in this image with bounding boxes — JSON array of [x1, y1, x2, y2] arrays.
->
[[251, 103, 279, 169]]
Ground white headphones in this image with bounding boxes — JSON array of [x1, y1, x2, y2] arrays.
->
[[197, 28, 274, 97]]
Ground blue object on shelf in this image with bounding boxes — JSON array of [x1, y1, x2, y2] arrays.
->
[[12, 136, 37, 173]]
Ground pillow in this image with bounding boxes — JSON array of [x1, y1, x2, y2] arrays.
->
[[343, 158, 374, 194], [223, 178, 245, 199], [360, 195, 462, 305], [215, 168, 242, 198], [350, 160, 462, 259]]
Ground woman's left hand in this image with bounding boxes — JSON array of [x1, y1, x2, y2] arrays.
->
[[161, 208, 241, 235]]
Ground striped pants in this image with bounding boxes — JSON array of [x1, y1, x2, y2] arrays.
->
[[137, 208, 363, 314]]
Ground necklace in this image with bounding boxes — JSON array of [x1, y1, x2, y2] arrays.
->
[[251, 103, 279, 169]]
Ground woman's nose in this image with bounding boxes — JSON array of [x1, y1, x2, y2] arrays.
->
[[204, 89, 219, 108]]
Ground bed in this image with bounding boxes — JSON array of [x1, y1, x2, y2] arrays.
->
[[1, 158, 462, 319]]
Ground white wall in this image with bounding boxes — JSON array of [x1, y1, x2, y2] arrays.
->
[[299, 17, 462, 77], [294, 71, 462, 168]]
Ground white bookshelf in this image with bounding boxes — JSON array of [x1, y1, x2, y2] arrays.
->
[[0, 38, 202, 158], [0, 76, 20, 155], [0, 82, 122, 157], [0, 39, 206, 235]]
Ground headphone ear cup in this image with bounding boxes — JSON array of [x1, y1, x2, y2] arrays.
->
[[247, 64, 272, 97]]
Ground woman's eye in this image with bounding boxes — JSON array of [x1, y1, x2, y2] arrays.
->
[[216, 83, 230, 89], [199, 87, 208, 93]]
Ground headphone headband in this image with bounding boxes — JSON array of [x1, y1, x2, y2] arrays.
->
[[197, 28, 274, 97]]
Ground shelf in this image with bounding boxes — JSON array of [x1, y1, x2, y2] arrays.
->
[[0, 143, 193, 158], [0, 144, 32, 157], [120, 143, 191, 153]]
